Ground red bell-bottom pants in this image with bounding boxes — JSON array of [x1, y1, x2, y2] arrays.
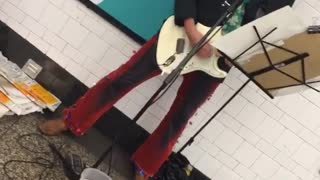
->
[[63, 36, 221, 176]]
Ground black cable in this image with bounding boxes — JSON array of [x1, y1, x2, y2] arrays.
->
[[2, 132, 64, 180]]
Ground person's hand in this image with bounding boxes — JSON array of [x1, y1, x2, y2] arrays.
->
[[183, 18, 219, 58], [188, 30, 219, 58]]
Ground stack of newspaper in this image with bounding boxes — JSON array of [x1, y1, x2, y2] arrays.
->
[[0, 53, 61, 118]]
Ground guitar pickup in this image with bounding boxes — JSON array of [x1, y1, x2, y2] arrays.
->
[[176, 38, 185, 54]]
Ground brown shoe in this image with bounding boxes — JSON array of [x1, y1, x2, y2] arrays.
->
[[38, 118, 67, 136]]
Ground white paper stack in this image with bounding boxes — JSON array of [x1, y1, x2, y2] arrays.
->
[[0, 52, 61, 118]]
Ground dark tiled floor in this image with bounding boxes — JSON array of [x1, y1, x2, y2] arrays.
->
[[0, 114, 131, 180]]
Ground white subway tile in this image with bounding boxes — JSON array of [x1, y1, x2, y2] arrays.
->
[[233, 142, 261, 167], [121, 43, 137, 57], [62, 0, 85, 21], [43, 31, 67, 51], [195, 153, 222, 178], [237, 104, 267, 131], [49, 0, 65, 8], [60, 18, 89, 48], [254, 117, 285, 144], [217, 112, 241, 132], [39, 3, 69, 34], [256, 140, 280, 158], [66, 60, 90, 83], [293, 165, 314, 180], [274, 130, 304, 155], [270, 168, 298, 180], [114, 97, 129, 111], [102, 30, 129, 52], [251, 155, 280, 179], [62, 44, 87, 65], [18, 0, 49, 20], [215, 129, 243, 155], [273, 151, 297, 171], [277, 94, 320, 131], [137, 112, 160, 133], [26, 32, 50, 53], [213, 166, 241, 180], [208, 83, 230, 104], [200, 100, 220, 116], [84, 73, 99, 88], [279, 114, 303, 134], [237, 126, 260, 145], [81, 15, 106, 36], [1, 2, 25, 23], [234, 164, 256, 180], [46, 47, 70, 68], [260, 101, 283, 120], [224, 75, 244, 90], [224, 95, 248, 118], [0, 10, 9, 24], [82, 58, 108, 79], [6, 18, 30, 37], [293, 1, 320, 25], [146, 105, 167, 121], [100, 46, 127, 71], [292, 143, 320, 170], [200, 121, 225, 143], [181, 144, 205, 164], [79, 33, 109, 61], [241, 86, 266, 106], [121, 100, 141, 119], [8, 0, 21, 6], [215, 150, 239, 169], [22, 16, 46, 37], [302, 89, 320, 108], [299, 128, 320, 150], [198, 138, 220, 157]]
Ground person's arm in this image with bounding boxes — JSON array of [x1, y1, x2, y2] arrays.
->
[[174, 0, 197, 26], [185, 18, 221, 58], [174, 0, 218, 58]]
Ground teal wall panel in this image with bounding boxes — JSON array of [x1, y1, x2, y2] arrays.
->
[[95, 0, 174, 40]]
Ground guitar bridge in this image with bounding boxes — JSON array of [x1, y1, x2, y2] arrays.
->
[[162, 55, 176, 67]]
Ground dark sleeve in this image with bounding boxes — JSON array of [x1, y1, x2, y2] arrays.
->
[[263, 0, 295, 13], [242, 0, 295, 25], [174, 0, 197, 26]]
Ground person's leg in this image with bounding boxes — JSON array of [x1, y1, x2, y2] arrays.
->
[[39, 36, 161, 136], [132, 72, 221, 177]]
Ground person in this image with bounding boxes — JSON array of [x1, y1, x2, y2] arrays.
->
[[39, 0, 294, 179]]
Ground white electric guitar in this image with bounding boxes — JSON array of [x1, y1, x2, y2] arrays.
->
[[157, 16, 228, 78]]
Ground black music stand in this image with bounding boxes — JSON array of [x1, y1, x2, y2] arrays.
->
[[177, 25, 320, 154]]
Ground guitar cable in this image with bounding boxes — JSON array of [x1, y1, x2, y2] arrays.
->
[[0, 117, 65, 180]]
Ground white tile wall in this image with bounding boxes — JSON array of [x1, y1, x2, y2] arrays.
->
[[1, 0, 320, 179]]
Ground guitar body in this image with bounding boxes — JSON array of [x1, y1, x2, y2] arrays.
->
[[157, 16, 228, 78]]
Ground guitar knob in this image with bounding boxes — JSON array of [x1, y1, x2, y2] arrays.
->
[[222, 0, 231, 7]]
